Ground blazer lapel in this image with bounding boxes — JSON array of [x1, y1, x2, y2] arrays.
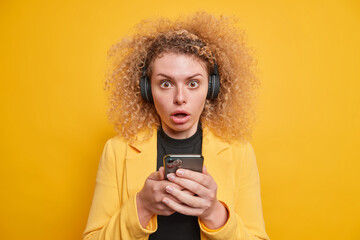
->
[[125, 131, 158, 197], [202, 129, 229, 159], [202, 130, 232, 201]]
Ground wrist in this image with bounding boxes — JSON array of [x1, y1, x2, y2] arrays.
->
[[136, 192, 153, 228], [200, 201, 228, 229]]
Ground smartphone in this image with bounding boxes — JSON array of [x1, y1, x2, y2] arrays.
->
[[163, 154, 204, 180]]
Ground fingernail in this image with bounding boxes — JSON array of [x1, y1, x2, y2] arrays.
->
[[167, 174, 175, 181], [162, 198, 169, 204], [177, 169, 184, 176], [165, 186, 173, 193]]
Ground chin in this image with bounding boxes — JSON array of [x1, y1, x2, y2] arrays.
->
[[170, 122, 195, 133], [169, 125, 188, 132]]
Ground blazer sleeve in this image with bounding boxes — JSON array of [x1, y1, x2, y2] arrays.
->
[[82, 138, 157, 240], [199, 141, 270, 240]]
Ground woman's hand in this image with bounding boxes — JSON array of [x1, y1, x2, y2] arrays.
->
[[162, 166, 228, 229], [136, 167, 185, 228]]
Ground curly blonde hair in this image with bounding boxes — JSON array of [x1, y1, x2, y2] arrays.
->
[[106, 11, 258, 143]]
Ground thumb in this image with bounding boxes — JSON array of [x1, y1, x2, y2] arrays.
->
[[158, 167, 165, 180], [148, 167, 165, 180]]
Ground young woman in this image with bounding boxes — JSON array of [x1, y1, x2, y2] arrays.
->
[[83, 12, 270, 240]]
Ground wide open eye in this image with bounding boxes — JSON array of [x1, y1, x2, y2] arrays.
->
[[188, 80, 199, 88], [160, 81, 172, 88]]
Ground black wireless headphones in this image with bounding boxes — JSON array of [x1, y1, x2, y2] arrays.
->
[[140, 62, 220, 102]]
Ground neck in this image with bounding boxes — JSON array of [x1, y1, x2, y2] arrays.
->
[[161, 121, 200, 139]]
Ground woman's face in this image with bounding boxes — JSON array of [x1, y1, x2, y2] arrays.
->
[[151, 52, 208, 139]]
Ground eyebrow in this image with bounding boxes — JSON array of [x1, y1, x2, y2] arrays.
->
[[155, 73, 205, 79]]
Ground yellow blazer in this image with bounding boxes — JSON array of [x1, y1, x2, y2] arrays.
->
[[83, 129, 270, 240]]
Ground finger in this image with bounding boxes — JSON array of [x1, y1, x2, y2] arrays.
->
[[147, 173, 157, 181], [158, 167, 165, 180], [171, 169, 214, 189], [166, 176, 208, 197], [148, 168, 165, 181], [202, 166, 208, 175], [159, 179, 185, 191], [162, 197, 202, 216], [158, 209, 176, 216], [159, 209, 176, 216], [165, 185, 206, 208], [164, 193, 183, 204], [148, 171, 162, 181], [182, 189, 195, 196], [177, 169, 212, 187], [168, 182, 185, 191], [156, 202, 176, 216]]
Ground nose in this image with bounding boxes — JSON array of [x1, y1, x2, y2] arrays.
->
[[173, 86, 187, 105]]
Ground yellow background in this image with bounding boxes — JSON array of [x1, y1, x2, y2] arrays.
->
[[1, 0, 359, 239]]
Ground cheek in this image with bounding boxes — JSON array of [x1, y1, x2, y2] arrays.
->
[[153, 97, 168, 116], [151, 89, 164, 111], [192, 93, 208, 113]]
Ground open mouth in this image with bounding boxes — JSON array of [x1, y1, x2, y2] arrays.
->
[[171, 111, 190, 124], [174, 113, 188, 118], [171, 111, 190, 118]]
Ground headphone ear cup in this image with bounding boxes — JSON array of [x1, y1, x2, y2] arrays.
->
[[140, 76, 153, 102], [207, 74, 220, 99], [212, 73, 220, 99], [207, 75, 214, 99]]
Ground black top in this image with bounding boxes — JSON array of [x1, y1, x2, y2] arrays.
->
[[148, 124, 202, 240]]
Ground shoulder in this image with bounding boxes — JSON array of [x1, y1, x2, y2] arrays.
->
[[229, 140, 260, 182], [229, 139, 255, 156], [100, 135, 129, 160], [103, 129, 158, 155], [204, 127, 255, 156], [229, 139, 257, 168], [107, 135, 128, 146], [203, 128, 257, 171]]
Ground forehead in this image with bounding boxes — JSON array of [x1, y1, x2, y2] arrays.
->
[[150, 52, 208, 75]]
